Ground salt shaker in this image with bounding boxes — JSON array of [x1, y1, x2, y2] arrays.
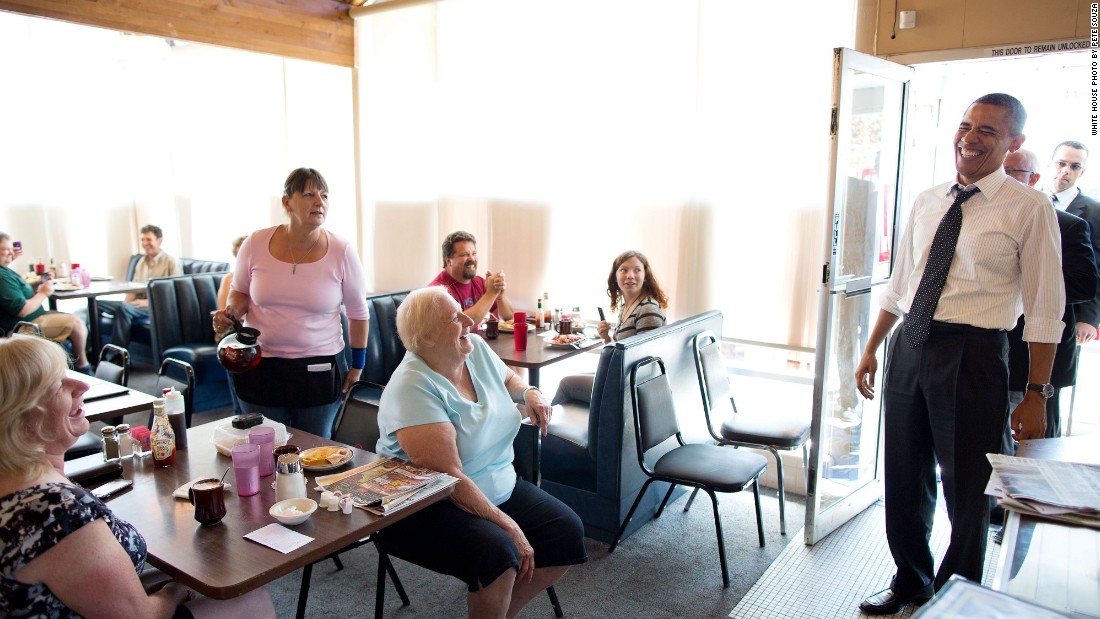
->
[[571, 306, 586, 330], [115, 423, 132, 460], [275, 453, 307, 502]]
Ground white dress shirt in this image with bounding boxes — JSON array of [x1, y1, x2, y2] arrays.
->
[[881, 168, 1065, 343], [1047, 186, 1078, 210]]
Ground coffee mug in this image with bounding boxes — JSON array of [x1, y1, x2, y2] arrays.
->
[[485, 319, 500, 339], [188, 478, 227, 526]]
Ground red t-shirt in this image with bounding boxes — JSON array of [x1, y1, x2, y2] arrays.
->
[[428, 270, 498, 316]]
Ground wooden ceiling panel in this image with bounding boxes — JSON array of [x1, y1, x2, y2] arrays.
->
[[0, 0, 354, 67]]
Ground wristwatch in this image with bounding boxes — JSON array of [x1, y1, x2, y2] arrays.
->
[[1025, 382, 1055, 399]]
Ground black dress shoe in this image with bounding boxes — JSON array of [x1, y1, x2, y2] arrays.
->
[[859, 586, 934, 615]]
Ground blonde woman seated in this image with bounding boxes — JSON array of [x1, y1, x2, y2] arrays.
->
[[0, 233, 91, 372], [552, 250, 669, 405], [0, 336, 274, 619], [376, 286, 587, 618]]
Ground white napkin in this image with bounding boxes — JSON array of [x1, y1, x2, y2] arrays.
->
[[172, 478, 232, 500], [243, 523, 313, 554]]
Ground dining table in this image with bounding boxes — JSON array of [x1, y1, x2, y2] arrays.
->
[[70, 368, 157, 423], [482, 325, 603, 388], [990, 435, 1100, 618], [49, 280, 148, 352], [64, 420, 453, 609]]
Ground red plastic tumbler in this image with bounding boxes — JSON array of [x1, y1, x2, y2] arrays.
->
[[513, 312, 528, 351]]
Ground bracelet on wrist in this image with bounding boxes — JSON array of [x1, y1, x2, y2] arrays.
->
[[520, 386, 541, 403]]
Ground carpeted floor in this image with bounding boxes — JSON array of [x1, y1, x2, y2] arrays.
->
[[117, 366, 806, 618], [277, 489, 806, 619]]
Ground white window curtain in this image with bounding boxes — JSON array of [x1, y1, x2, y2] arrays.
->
[[0, 13, 356, 283], [354, 0, 854, 347]]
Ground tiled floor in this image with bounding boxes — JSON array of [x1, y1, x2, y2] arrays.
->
[[729, 501, 1000, 618]]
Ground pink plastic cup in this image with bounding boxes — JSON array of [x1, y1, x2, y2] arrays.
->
[[248, 426, 276, 477], [231, 443, 261, 497]]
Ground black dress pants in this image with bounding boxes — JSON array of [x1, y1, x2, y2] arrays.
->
[[882, 320, 1007, 594]]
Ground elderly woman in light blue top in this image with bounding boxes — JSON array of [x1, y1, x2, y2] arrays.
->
[[376, 286, 587, 619]]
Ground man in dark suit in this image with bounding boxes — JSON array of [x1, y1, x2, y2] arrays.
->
[[1004, 149, 1099, 443], [1046, 141, 1100, 346]]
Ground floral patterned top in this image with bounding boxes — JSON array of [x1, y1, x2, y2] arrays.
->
[[0, 482, 147, 618]]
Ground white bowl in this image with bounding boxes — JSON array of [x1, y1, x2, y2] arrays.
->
[[269, 498, 317, 526]]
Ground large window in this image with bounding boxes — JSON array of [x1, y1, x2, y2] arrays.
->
[[356, 0, 856, 347]]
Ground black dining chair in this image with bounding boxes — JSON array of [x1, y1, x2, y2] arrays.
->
[[294, 380, 404, 619], [609, 355, 767, 588], [64, 344, 131, 461], [692, 330, 810, 535], [96, 344, 131, 426], [151, 357, 196, 429]]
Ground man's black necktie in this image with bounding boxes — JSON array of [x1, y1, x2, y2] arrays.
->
[[903, 185, 981, 348]]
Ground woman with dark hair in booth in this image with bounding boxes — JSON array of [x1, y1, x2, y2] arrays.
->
[[552, 249, 669, 405]]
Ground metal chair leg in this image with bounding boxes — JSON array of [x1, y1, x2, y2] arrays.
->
[[546, 585, 564, 617], [609, 478, 655, 552], [296, 562, 313, 619], [752, 479, 765, 547], [705, 486, 730, 588], [375, 551, 386, 619], [683, 487, 700, 512], [386, 552, 409, 606], [769, 446, 786, 535], [654, 483, 677, 518]]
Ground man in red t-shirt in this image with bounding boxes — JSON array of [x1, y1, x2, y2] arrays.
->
[[427, 231, 515, 324]]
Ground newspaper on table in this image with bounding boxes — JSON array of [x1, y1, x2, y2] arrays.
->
[[985, 453, 1100, 528], [314, 457, 457, 516], [913, 575, 1074, 618]]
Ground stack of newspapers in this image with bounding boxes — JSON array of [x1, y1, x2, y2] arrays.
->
[[985, 453, 1100, 528], [315, 457, 458, 516]]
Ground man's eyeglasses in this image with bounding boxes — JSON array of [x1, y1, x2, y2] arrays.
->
[[1005, 168, 1036, 176], [1053, 161, 1084, 171]]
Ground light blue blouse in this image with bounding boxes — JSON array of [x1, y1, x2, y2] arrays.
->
[[377, 335, 519, 505]]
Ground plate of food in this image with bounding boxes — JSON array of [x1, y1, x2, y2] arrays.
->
[[499, 319, 516, 333], [547, 333, 588, 348], [298, 446, 354, 471], [52, 282, 81, 291]]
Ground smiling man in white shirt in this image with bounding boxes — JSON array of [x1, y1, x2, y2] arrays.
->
[[853, 93, 1065, 615]]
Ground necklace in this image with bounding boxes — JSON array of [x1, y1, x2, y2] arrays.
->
[[619, 295, 641, 324], [286, 225, 321, 275]]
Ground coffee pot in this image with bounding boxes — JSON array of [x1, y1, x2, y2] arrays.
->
[[217, 314, 262, 374]]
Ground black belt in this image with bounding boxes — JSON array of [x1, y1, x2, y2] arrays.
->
[[928, 320, 1003, 334]]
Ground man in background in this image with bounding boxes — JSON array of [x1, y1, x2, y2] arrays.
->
[[1004, 149, 1098, 441], [428, 230, 514, 325], [853, 94, 1064, 615], [101, 224, 183, 348], [1045, 140, 1100, 345]]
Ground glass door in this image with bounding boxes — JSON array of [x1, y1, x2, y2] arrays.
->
[[805, 48, 912, 545]]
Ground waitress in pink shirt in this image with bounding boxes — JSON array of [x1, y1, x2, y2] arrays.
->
[[213, 168, 369, 438]]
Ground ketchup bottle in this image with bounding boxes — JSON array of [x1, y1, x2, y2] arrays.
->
[[151, 398, 176, 467]]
